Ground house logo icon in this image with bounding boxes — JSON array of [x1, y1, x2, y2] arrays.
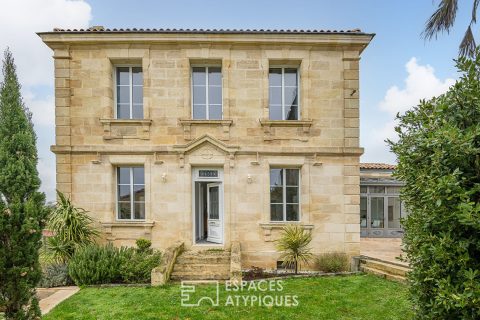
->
[[180, 280, 220, 307]]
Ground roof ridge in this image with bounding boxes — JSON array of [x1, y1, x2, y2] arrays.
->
[[50, 27, 366, 34]]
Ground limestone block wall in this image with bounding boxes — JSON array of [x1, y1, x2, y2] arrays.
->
[[41, 32, 372, 270]]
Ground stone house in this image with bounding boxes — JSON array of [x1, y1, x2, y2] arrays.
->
[[39, 27, 374, 270]]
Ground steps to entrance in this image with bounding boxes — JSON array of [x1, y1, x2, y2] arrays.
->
[[171, 250, 231, 281], [359, 256, 410, 283]]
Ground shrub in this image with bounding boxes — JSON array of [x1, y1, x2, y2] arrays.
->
[[389, 52, 480, 319], [315, 252, 349, 273], [68, 244, 127, 285], [120, 250, 161, 283], [135, 238, 152, 253], [47, 191, 99, 262], [275, 224, 313, 274], [68, 244, 161, 285], [38, 263, 73, 288]]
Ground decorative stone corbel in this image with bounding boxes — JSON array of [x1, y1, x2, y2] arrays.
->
[[312, 153, 323, 166], [229, 153, 235, 168], [182, 123, 192, 141], [91, 152, 102, 164], [153, 152, 164, 165], [250, 152, 260, 165], [178, 152, 185, 168]]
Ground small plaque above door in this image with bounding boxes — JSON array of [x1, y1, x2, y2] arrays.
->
[[199, 170, 219, 178]]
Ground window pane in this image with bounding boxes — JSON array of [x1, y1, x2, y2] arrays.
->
[[270, 204, 283, 221], [118, 168, 130, 184], [371, 197, 384, 228], [269, 87, 282, 105], [269, 105, 283, 120], [193, 85, 206, 105], [360, 186, 367, 193], [284, 68, 298, 86], [208, 67, 222, 86], [208, 186, 219, 219], [270, 187, 283, 203], [116, 67, 129, 85], [208, 105, 222, 120], [118, 202, 131, 219], [286, 204, 299, 221], [370, 186, 385, 194], [118, 185, 131, 202], [133, 167, 144, 185], [360, 197, 367, 227], [132, 86, 143, 104], [286, 169, 299, 186], [270, 169, 283, 186], [132, 67, 143, 85], [269, 68, 282, 86], [117, 104, 130, 119], [134, 202, 145, 220], [388, 197, 401, 228], [386, 186, 401, 194], [208, 86, 222, 105], [192, 67, 206, 85], [285, 105, 298, 120], [286, 187, 299, 203], [134, 185, 145, 202], [117, 86, 130, 104], [193, 104, 206, 119], [132, 104, 143, 119], [284, 85, 298, 104]]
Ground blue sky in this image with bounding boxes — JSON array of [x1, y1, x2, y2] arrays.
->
[[0, 0, 473, 200]]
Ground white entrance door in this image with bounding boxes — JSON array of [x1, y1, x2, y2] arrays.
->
[[207, 183, 222, 243]]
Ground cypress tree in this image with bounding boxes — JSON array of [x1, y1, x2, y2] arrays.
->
[[0, 48, 47, 319]]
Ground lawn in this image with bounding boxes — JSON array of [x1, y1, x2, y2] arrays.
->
[[43, 274, 412, 320]]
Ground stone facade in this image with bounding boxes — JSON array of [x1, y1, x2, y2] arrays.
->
[[39, 29, 373, 269]]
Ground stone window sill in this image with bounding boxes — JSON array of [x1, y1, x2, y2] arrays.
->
[[259, 222, 314, 242], [99, 118, 152, 140], [178, 118, 233, 141], [258, 119, 313, 141], [101, 221, 155, 241]]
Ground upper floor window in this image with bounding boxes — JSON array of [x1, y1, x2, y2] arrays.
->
[[269, 68, 299, 120], [115, 66, 143, 119], [117, 167, 145, 220], [192, 66, 222, 120], [270, 168, 300, 221]]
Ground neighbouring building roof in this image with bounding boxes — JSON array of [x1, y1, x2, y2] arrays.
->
[[360, 163, 397, 170], [49, 26, 370, 35]]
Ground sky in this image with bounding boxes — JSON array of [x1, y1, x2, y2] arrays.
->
[[0, 0, 472, 201]]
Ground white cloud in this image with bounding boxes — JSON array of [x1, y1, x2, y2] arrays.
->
[[362, 58, 456, 164], [0, 0, 92, 87], [0, 0, 92, 200], [379, 58, 455, 116]]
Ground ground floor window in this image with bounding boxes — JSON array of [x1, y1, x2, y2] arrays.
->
[[360, 186, 404, 230], [117, 167, 145, 220], [270, 168, 300, 221]]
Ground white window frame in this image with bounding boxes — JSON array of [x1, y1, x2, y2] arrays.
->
[[114, 65, 143, 119], [116, 166, 145, 221], [269, 168, 301, 222], [269, 67, 300, 120], [191, 65, 223, 120]]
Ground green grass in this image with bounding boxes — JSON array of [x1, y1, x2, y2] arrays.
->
[[43, 274, 412, 320]]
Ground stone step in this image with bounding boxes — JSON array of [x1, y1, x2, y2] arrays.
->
[[360, 266, 406, 283], [173, 263, 230, 273], [176, 254, 230, 265], [360, 259, 409, 277], [170, 271, 230, 281]]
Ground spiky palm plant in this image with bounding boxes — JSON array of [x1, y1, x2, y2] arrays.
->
[[275, 224, 313, 274], [46, 190, 99, 262], [423, 0, 480, 56]]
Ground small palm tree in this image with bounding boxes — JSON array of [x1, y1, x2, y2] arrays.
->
[[275, 224, 313, 274], [423, 0, 480, 56], [46, 190, 99, 262]]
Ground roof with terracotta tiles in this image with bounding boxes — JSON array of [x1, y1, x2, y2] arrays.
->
[[47, 26, 370, 35], [360, 163, 397, 170]]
